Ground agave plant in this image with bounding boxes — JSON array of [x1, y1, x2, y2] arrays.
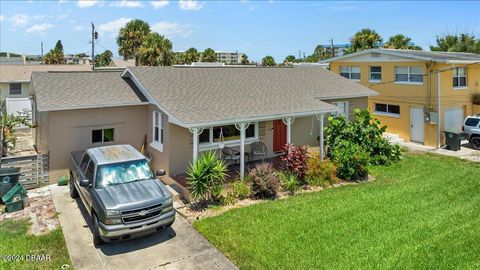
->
[[187, 151, 227, 202]]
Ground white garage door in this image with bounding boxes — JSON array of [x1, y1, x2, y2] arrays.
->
[[445, 108, 464, 132]]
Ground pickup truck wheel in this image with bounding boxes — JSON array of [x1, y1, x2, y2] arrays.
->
[[471, 137, 480, 150], [69, 172, 79, 198], [92, 214, 104, 245]]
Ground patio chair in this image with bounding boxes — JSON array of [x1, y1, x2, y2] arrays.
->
[[222, 146, 241, 164], [251, 141, 267, 161]]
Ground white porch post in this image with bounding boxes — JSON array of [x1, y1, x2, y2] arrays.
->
[[235, 122, 250, 180], [316, 114, 325, 160], [189, 127, 204, 161], [282, 117, 295, 144]]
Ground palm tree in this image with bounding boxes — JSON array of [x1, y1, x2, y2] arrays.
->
[[384, 34, 422, 50], [350, 28, 383, 52], [201, 48, 217, 62], [261, 56, 276, 66], [430, 33, 480, 53], [116, 19, 151, 66], [138, 32, 174, 66], [240, 54, 249, 64], [185, 47, 200, 64]]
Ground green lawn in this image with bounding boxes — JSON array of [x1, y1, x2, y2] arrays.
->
[[194, 153, 480, 269], [0, 219, 71, 270]]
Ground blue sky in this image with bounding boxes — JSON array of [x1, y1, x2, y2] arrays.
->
[[1, 1, 479, 62]]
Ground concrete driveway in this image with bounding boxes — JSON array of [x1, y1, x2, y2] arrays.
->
[[50, 185, 237, 270]]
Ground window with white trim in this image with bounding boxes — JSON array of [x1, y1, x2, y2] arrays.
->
[[9, 83, 21, 95], [332, 101, 349, 119], [152, 111, 164, 150], [374, 103, 400, 116], [92, 128, 114, 143], [369, 66, 382, 81], [340, 66, 360, 80], [395, 66, 423, 83], [453, 67, 467, 87], [198, 123, 258, 147]]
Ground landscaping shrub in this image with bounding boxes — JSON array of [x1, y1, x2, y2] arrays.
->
[[473, 93, 480, 105], [231, 179, 251, 200], [331, 141, 370, 181], [249, 162, 281, 199], [281, 144, 308, 180], [325, 109, 401, 165], [305, 152, 339, 187], [280, 172, 299, 195], [187, 151, 227, 202]]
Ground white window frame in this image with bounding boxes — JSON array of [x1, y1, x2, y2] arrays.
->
[[9, 83, 22, 95], [394, 66, 423, 85], [150, 111, 164, 152], [198, 123, 259, 151], [369, 66, 382, 82], [374, 103, 400, 118], [453, 67, 467, 89], [332, 101, 349, 120], [340, 66, 361, 81], [92, 128, 115, 144]]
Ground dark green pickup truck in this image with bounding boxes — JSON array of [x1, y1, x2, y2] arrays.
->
[[69, 144, 175, 245]]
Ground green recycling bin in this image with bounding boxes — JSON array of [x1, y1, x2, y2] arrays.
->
[[0, 167, 21, 199], [2, 182, 27, 203], [444, 130, 461, 151]]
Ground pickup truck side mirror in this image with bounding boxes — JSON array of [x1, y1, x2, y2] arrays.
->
[[155, 169, 166, 177], [79, 178, 91, 187]]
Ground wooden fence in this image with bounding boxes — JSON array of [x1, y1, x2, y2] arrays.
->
[[0, 154, 49, 189]]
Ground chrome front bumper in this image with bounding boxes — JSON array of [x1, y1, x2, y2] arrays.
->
[[99, 209, 175, 239]]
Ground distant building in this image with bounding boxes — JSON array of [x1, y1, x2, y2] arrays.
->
[[64, 54, 91, 65], [109, 58, 136, 68], [0, 52, 91, 65], [215, 51, 244, 65], [318, 44, 350, 57]]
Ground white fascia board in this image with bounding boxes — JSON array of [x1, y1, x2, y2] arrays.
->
[[122, 69, 185, 126], [182, 108, 340, 129]]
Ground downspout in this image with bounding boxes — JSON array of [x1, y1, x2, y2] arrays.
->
[[437, 70, 441, 148]]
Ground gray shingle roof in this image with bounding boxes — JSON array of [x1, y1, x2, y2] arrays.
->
[[32, 71, 148, 112], [320, 48, 480, 64], [127, 66, 377, 127], [0, 64, 92, 82]]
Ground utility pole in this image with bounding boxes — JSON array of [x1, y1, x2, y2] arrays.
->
[[41, 42, 44, 64], [91, 22, 98, 71], [330, 38, 334, 58]]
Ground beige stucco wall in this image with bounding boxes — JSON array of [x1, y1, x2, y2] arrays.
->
[[0, 82, 30, 99], [36, 105, 149, 181]]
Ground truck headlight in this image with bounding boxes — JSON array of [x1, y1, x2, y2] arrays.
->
[[104, 218, 122, 225], [163, 197, 172, 206], [106, 209, 121, 217]]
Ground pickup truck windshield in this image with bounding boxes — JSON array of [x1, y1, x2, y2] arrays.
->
[[95, 159, 154, 188]]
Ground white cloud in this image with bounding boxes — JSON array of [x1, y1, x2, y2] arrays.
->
[[71, 25, 86, 31], [98, 17, 132, 34], [77, 0, 99, 8], [0, 15, 4, 22], [26, 23, 54, 34], [152, 21, 192, 38], [178, 0, 203, 11], [150, 0, 169, 9], [11, 14, 29, 26], [110, 0, 144, 8], [33, 15, 45, 19]]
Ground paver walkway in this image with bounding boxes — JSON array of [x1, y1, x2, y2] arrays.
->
[[50, 185, 237, 270]]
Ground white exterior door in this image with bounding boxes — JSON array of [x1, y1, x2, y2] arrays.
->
[[410, 107, 424, 143], [445, 108, 464, 132]]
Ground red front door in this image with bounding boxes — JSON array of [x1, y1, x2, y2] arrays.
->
[[273, 120, 287, 152]]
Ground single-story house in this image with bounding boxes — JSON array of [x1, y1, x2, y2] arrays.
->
[[30, 66, 378, 181]]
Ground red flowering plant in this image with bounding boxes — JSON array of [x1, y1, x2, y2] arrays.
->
[[281, 144, 308, 181]]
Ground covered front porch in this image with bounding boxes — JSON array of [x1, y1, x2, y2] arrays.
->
[[187, 113, 330, 180]]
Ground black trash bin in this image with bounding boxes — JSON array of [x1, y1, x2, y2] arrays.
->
[[444, 130, 461, 151], [0, 167, 21, 200]]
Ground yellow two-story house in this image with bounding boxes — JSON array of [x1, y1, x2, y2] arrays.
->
[[323, 49, 480, 147]]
